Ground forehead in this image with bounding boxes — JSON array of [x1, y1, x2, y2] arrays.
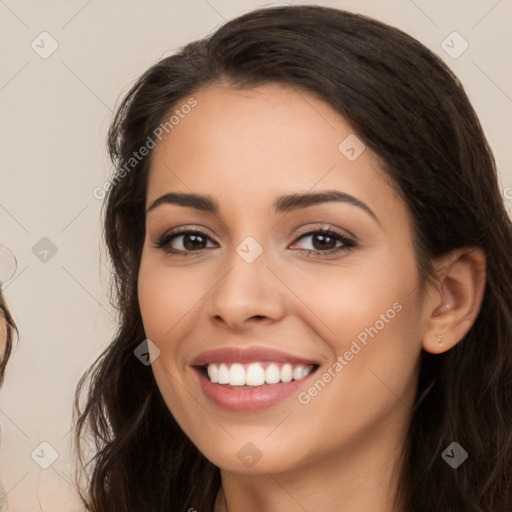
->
[[147, 83, 404, 225]]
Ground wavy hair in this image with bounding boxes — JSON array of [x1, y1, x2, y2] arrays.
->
[[0, 288, 17, 386], [74, 5, 512, 511]]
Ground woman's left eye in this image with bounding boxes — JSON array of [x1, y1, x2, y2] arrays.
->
[[154, 228, 356, 257], [291, 228, 355, 255]]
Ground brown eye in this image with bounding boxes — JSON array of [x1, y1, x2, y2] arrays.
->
[[290, 229, 355, 256], [155, 230, 217, 255]]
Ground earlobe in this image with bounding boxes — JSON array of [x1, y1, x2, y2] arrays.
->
[[422, 247, 486, 354]]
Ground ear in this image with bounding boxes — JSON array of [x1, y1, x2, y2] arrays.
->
[[422, 247, 486, 354]]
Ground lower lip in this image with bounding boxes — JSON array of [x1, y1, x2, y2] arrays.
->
[[193, 367, 317, 412]]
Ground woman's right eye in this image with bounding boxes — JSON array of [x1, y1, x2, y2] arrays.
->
[[154, 229, 217, 256]]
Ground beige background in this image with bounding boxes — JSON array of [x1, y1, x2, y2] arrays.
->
[[0, 0, 511, 510]]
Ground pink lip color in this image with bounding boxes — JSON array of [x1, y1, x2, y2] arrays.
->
[[190, 346, 319, 412], [194, 367, 316, 412]]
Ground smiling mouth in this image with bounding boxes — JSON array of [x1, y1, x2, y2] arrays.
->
[[199, 362, 320, 388]]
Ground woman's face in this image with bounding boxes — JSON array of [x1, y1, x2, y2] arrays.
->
[[138, 83, 429, 474]]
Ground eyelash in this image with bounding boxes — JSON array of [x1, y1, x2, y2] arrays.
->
[[153, 226, 356, 258]]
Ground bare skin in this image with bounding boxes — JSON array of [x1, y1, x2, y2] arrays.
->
[[137, 83, 486, 512]]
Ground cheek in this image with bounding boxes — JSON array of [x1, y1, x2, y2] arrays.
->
[[137, 257, 207, 342], [292, 287, 422, 458], [137, 258, 204, 429], [291, 249, 423, 405], [287, 252, 415, 346]]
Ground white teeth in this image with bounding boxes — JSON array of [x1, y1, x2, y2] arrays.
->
[[207, 364, 218, 383], [265, 363, 281, 384], [205, 362, 315, 386], [281, 363, 293, 383], [229, 363, 245, 386], [245, 363, 266, 386], [217, 363, 229, 384], [293, 365, 305, 380]]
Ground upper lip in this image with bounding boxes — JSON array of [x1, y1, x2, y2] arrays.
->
[[189, 346, 320, 367]]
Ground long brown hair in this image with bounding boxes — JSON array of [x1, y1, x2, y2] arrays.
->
[[74, 6, 512, 511], [0, 287, 17, 386]]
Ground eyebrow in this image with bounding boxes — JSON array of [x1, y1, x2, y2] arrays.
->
[[146, 190, 380, 224]]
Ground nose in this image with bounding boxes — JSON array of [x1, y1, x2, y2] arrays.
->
[[206, 244, 287, 332]]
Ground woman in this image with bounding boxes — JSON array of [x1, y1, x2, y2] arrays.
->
[[0, 247, 18, 512], [0, 291, 15, 388], [74, 5, 512, 511], [0, 291, 12, 512], [0, 244, 16, 386]]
